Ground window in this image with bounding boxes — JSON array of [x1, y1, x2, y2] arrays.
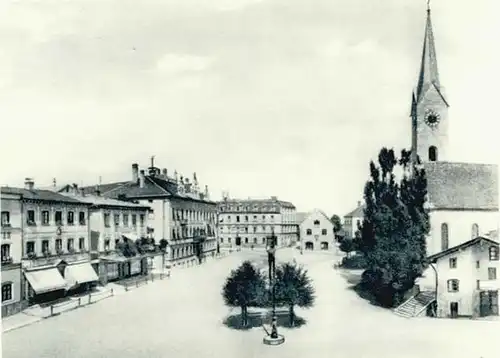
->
[[254, 238, 257, 244], [244, 227, 248, 233], [228, 237, 232, 243], [245, 237, 248, 244], [67, 238, 74, 252], [27, 210, 36, 225], [1, 211, 9, 226], [1, 244, 10, 262], [489, 246, 499, 261], [476, 261, 480, 269], [41, 211, 50, 225], [132, 214, 137, 227], [306, 229, 312, 235], [2, 283, 12, 302], [79, 237, 85, 251], [441, 223, 449, 251], [477, 280, 481, 290], [245, 216, 248, 222], [140, 214, 145, 227], [104, 240, 110, 251], [220, 238, 223, 243], [429, 146, 438, 162], [26, 242, 35, 254], [114, 214, 120, 227], [471, 223, 479, 239], [55, 239, 62, 252], [447, 279, 459, 292], [488, 267, 497, 280], [262, 215, 265, 221], [253, 227, 257, 233], [270, 215, 274, 221], [262, 237, 266, 244], [314, 220, 320, 226], [104, 213, 111, 228], [79, 212, 86, 225], [42, 240, 49, 254], [449, 258, 457, 269], [55, 211, 62, 225], [67, 211, 74, 225], [236, 216, 240, 223], [321, 229, 327, 235]]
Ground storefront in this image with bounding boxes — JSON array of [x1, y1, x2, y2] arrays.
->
[[64, 262, 99, 294], [24, 267, 68, 305]]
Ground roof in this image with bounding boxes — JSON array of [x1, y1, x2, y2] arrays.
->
[[428, 236, 499, 262], [295, 212, 308, 224], [424, 161, 498, 210], [1, 186, 89, 205], [344, 203, 365, 218], [218, 197, 295, 209], [59, 193, 151, 210], [299, 209, 334, 226]]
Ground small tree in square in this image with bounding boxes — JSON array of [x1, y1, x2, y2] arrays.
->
[[222, 261, 267, 327], [274, 262, 315, 326]]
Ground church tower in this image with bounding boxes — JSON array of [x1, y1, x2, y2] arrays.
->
[[411, 4, 449, 164]]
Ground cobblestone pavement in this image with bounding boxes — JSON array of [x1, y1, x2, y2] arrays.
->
[[2, 249, 498, 358]]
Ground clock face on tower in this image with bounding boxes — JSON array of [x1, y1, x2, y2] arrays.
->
[[424, 108, 441, 128]]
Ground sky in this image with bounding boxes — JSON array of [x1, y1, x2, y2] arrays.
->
[[1, 0, 499, 217]]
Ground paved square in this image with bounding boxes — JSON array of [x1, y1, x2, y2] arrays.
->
[[2, 249, 499, 358]]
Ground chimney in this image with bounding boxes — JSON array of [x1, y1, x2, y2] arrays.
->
[[72, 183, 78, 195], [52, 178, 57, 187], [162, 168, 167, 178], [24, 178, 34, 190], [139, 170, 145, 188], [132, 163, 139, 182], [95, 185, 101, 196]]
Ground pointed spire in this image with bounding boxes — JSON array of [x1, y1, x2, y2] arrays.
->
[[416, 3, 441, 100]]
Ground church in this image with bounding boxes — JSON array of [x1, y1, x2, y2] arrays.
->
[[394, 4, 500, 319]]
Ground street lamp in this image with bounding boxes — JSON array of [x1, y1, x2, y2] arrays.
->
[[263, 233, 285, 346]]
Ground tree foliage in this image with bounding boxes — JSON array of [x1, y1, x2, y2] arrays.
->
[[330, 214, 343, 233], [358, 148, 429, 307], [222, 261, 267, 327], [339, 237, 356, 257], [159, 239, 168, 251], [274, 262, 315, 326]]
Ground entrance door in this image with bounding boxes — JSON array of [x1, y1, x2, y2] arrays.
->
[[490, 291, 499, 315], [450, 302, 458, 318], [305, 242, 314, 250], [321, 242, 329, 250], [480, 291, 499, 317], [235, 237, 241, 246]]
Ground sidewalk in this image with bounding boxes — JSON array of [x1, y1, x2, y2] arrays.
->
[[2, 311, 44, 333]]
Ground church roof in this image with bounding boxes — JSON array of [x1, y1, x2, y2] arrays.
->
[[424, 161, 499, 210]]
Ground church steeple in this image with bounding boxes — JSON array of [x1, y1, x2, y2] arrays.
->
[[415, 3, 445, 103], [410, 2, 450, 164]]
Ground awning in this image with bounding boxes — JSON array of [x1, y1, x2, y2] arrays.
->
[[64, 263, 99, 287], [24, 268, 67, 294]]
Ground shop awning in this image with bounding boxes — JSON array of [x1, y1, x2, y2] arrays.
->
[[64, 263, 99, 287], [24, 268, 67, 294]]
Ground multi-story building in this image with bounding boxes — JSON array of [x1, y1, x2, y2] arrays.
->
[[427, 236, 499, 318], [82, 160, 218, 269], [58, 186, 153, 284], [1, 191, 25, 317], [299, 209, 335, 251], [1, 179, 98, 306], [343, 201, 364, 239], [217, 196, 298, 249]]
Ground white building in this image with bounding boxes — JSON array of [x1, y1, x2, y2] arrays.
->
[[299, 209, 335, 251], [343, 201, 364, 239]]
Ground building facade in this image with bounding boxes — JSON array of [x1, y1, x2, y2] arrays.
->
[[59, 187, 152, 284], [1, 191, 25, 317], [299, 209, 335, 251], [82, 160, 217, 269], [217, 196, 298, 249], [427, 237, 499, 318], [2, 179, 98, 306], [343, 201, 364, 239]]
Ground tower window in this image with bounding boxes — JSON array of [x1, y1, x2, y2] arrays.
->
[[429, 146, 438, 162]]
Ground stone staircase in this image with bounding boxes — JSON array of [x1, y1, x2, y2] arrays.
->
[[394, 291, 435, 318]]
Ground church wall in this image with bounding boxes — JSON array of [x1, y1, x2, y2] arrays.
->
[[427, 209, 499, 256]]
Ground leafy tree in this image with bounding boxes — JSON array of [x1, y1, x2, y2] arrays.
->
[[358, 148, 429, 307], [222, 261, 267, 327], [330, 214, 343, 233], [339, 237, 355, 258], [159, 239, 168, 251], [274, 262, 315, 326]]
